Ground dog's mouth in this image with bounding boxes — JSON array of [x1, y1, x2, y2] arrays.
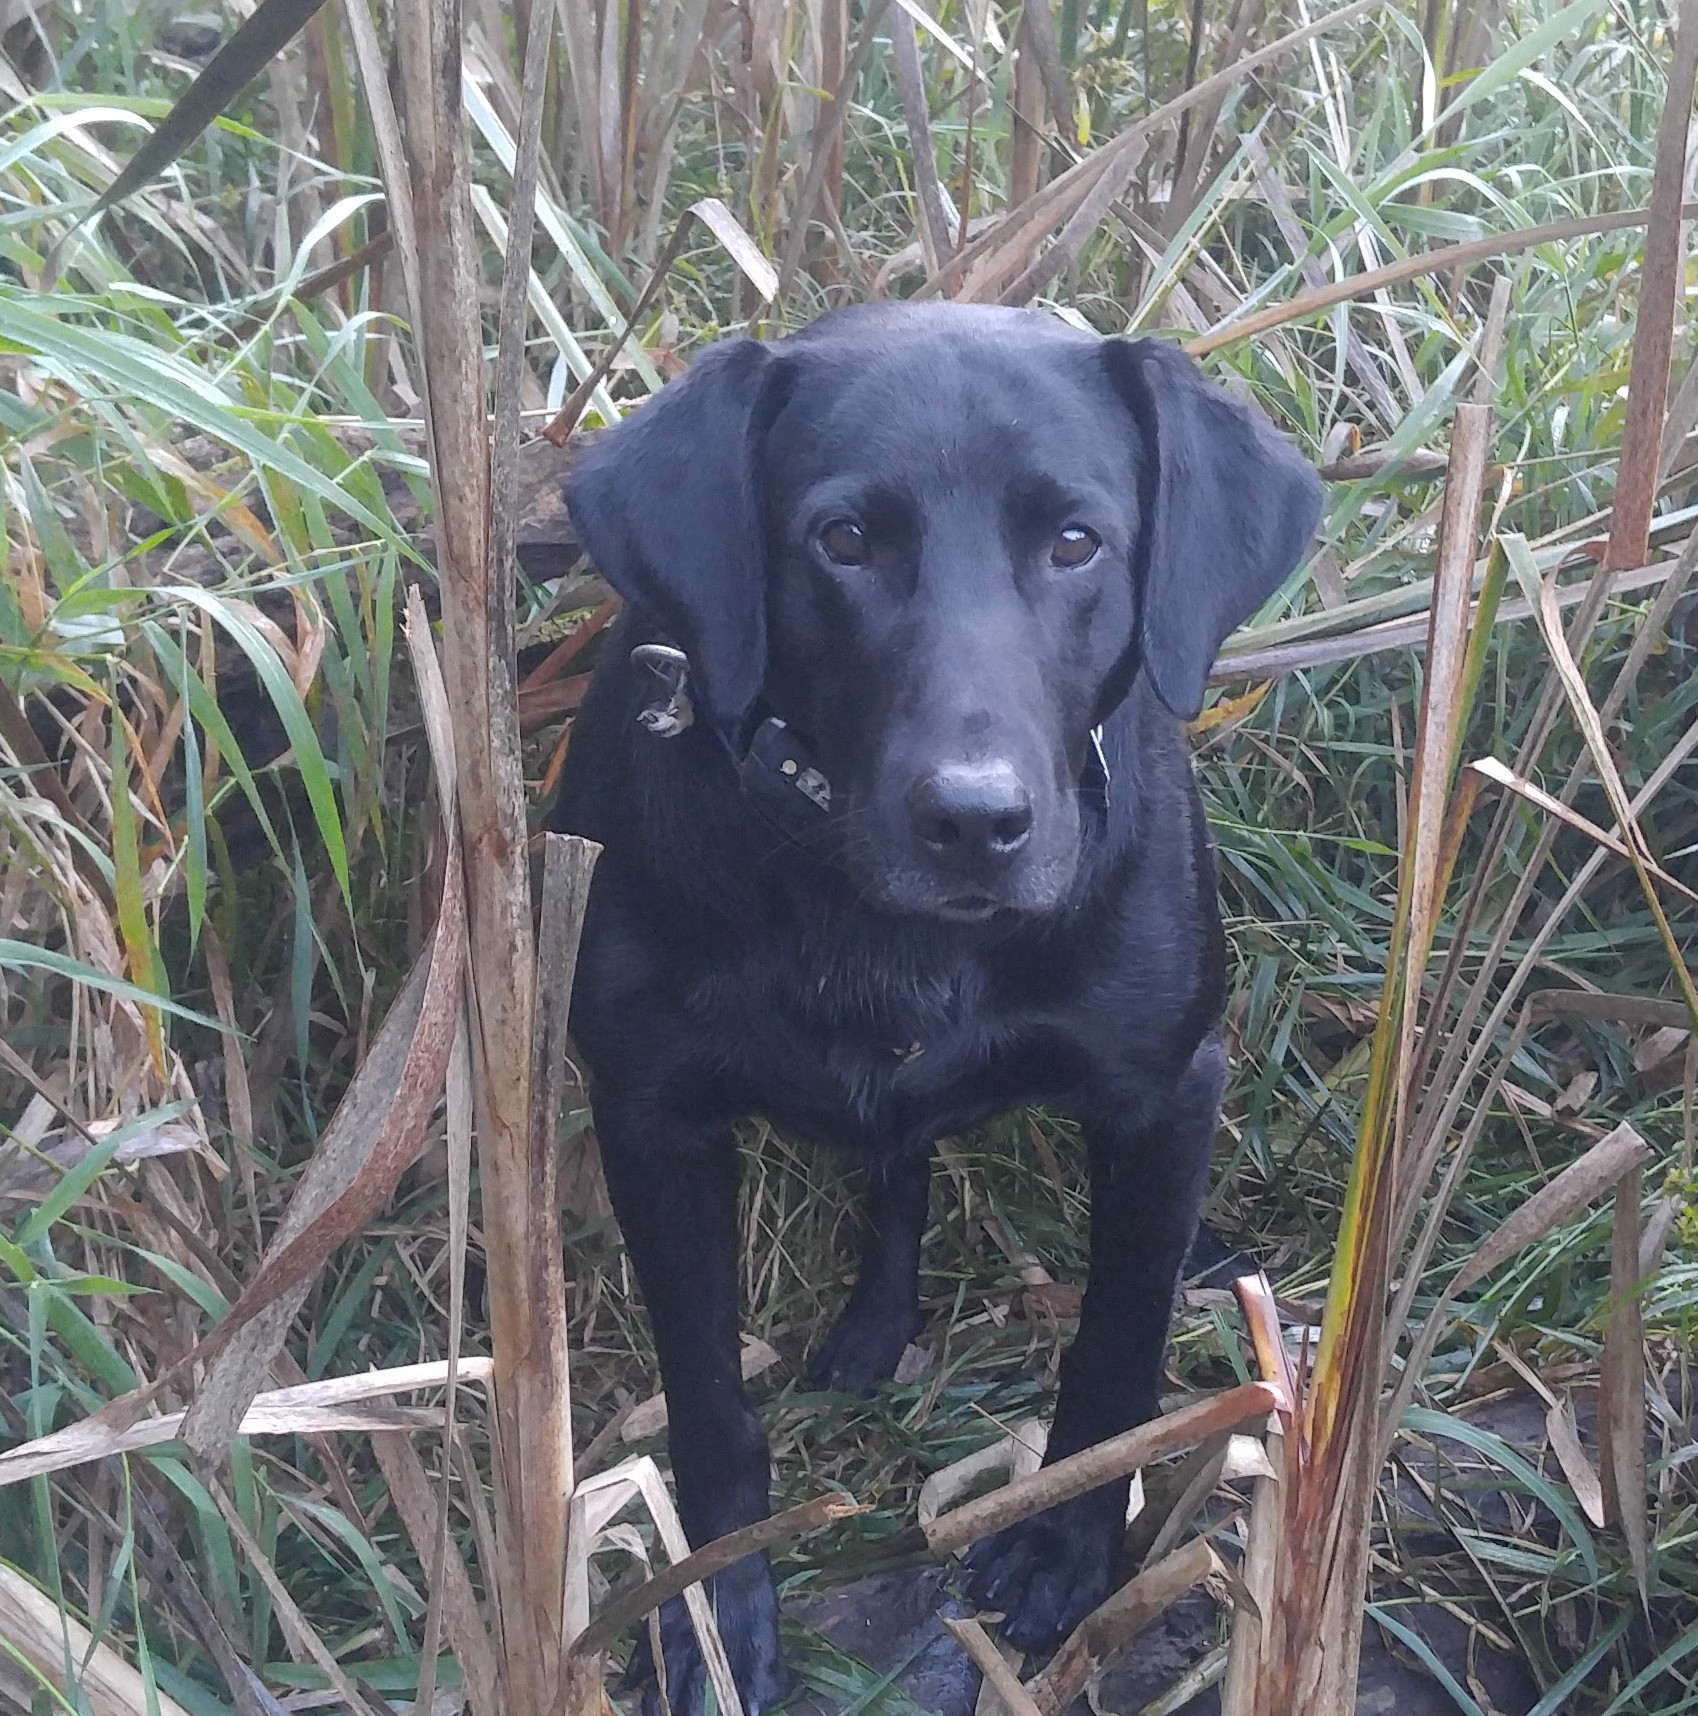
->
[[933, 893, 1004, 923]]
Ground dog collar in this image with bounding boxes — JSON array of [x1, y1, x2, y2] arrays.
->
[[630, 643, 836, 834], [628, 642, 1110, 830]]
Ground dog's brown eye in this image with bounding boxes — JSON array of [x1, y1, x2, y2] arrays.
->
[[1051, 526, 1101, 568], [818, 519, 870, 566]]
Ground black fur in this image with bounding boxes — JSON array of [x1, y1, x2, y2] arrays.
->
[[554, 303, 1321, 1716]]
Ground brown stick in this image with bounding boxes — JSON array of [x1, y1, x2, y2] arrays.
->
[[1317, 450, 1451, 482], [892, 5, 955, 271], [1605, 0, 1698, 570], [941, 1617, 1047, 1716], [922, 1383, 1278, 1557], [394, 0, 560, 1705], [570, 1494, 862, 1661], [372, 1431, 503, 1716], [527, 830, 602, 1501], [1599, 1167, 1651, 1596], [773, 0, 894, 304], [1025, 1535, 1221, 1716]]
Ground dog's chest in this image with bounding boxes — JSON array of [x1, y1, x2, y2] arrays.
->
[[691, 932, 1075, 1152]]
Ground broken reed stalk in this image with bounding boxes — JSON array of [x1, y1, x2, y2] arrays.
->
[[570, 1494, 861, 1662], [1025, 1535, 1221, 1716], [1604, 0, 1698, 571], [392, 0, 580, 1708], [1598, 1167, 1651, 1596], [923, 1382, 1278, 1557], [941, 1617, 1048, 1716], [1227, 380, 1497, 1716]]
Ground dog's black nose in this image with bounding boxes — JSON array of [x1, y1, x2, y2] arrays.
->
[[909, 763, 1034, 862]]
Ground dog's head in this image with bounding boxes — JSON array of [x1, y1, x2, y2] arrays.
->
[[567, 303, 1321, 921]]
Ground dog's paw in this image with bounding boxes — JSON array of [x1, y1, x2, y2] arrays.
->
[[624, 1558, 792, 1716], [962, 1491, 1123, 1654], [806, 1292, 919, 1394]]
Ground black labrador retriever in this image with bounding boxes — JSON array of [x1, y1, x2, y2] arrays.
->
[[554, 302, 1321, 1716]]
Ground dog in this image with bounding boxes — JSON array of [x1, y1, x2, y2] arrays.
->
[[553, 302, 1321, 1716]]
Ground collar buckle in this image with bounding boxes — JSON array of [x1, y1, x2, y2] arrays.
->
[[630, 643, 695, 737]]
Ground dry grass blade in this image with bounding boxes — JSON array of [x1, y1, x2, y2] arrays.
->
[[946, 147, 1121, 301], [924, 1383, 1279, 1556], [208, 1480, 368, 1714], [1468, 756, 1698, 904], [1139, 1434, 1232, 1567], [1398, 399, 1490, 1106], [1604, 0, 1698, 569], [1144, 1647, 1231, 1716], [1509, 536, 1698, 1028], [129, 1491, 285, 1716], [620, 1335, 781, 1442], [1187, 204, 1698, 357], [521, 827, 600, 1656], [1231, 1271, 1295, 1413], [370, 1430, 502, 1716], [0, 1564, 194, 1716], [1528, 991, 1692, 1031], [338, 0, 421, 329], [999, 136, 1149, 306], [0, 1359, 494, 1487], [1212, 557, 1675, 683], [543, 196, 770, 443], [918, 1421, 1049, 1524], [569, 1457, 748, 1716], [1546, 1394, 1606, 1530], [173, 874, 463, 1463], [1599, 1168, 1651, 1599], [491, 0, 556, 594], [403, 584, 477, 1716], [1220, 1428, 1283, 1716], [412, 1016, 473, 1716], [695, 197, 779, 303], [1448, 1122, 1653, 1297]]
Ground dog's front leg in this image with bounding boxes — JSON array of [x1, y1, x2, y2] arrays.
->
[[807, 1147, 932, 1392], [596, 1096, 791, 1716], [964, 1036, 1225, 1652]]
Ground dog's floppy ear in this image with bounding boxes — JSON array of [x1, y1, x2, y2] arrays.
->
[[1106, 337, 1322, 721], [565, 336, 781, 736]]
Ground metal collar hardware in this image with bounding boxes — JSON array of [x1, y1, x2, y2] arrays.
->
[[630, 643, 695, 737], [1088, 725, 1111, 809]]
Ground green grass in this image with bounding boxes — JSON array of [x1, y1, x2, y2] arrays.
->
[[0, 0, 1695, 1709]]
